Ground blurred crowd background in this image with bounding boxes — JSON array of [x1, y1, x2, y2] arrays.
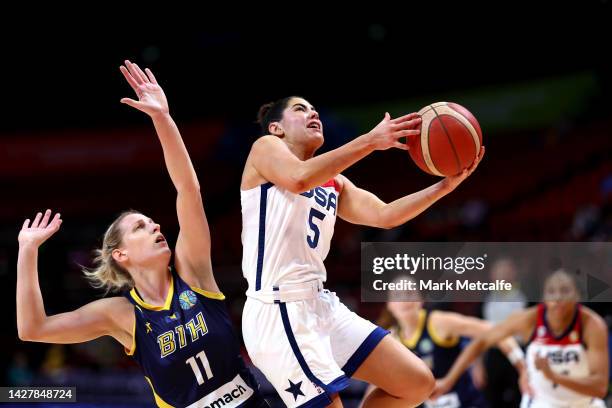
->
[[1, 18, 611, 407]]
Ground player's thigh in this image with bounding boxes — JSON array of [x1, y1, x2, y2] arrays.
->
[[352, 335, 434, 398]]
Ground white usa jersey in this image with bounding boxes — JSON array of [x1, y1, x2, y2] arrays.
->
[[241, 179, 340, 298], [521, 304, 604, 408]]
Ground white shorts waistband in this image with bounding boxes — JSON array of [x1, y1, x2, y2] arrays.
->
[[247, 280, 324, 303]]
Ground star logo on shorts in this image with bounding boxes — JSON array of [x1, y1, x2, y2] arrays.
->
[[285, 379, 305, 401]]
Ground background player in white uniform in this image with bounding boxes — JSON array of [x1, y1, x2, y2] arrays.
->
[[240, 96, 484, 407], [432, 270, 608, 408]]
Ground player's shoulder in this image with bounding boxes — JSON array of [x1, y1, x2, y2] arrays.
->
[[252, 134, 285, 150], [580, 305, 606, 332], [334, 174, 348, 194], [90, 296, 134, 322], [89, 295, 133, 311]]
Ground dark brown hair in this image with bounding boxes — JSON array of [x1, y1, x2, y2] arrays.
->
[[256, 96, 302, 135]]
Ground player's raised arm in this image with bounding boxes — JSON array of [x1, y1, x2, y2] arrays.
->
[[430, 307, 536, 399], [437, 311, 524, 368], [119, 61, 217, 292], [16, 210, 132, 347], [337, 147, 484, 229], [247, 108, 421, 193]]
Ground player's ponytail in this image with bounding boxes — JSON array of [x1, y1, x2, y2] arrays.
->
[[83, 211, 138, 294], [256, 96, 301, 135]]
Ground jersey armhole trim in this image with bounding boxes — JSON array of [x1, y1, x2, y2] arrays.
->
[[124, 312, 136, 356], [191, 286, 226, 300], [145, 376, 175, 408], [428, 311, 460, 348]]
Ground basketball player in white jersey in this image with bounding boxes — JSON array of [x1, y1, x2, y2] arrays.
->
[[431, 270, 608, 408], [240, 96, 485, 407]]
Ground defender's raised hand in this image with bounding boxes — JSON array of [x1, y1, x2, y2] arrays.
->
[[120, 60, 168, 117], [18, 210, 62, 248]]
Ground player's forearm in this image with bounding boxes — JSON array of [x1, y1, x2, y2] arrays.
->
[[16, 244, 48, 340], [293, 134, 375, 192], [548, 372, 608, 399], [378, 180, 451, 228], [150, 113, 200, 193], [498, 337, 525, 370]]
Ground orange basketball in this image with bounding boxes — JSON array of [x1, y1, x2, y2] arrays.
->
[[407, 102, 482, 177]]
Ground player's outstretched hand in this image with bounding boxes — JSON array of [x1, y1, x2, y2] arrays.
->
[[120, 60, 169, 118], [430, 376, 453, 400], [18, 209, 62, 248], [367, 112, 421, 151]]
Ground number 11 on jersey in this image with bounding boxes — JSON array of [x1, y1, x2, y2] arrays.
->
[[186, 350, 213, 385]]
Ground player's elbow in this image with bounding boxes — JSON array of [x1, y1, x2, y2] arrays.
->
[[376, 208, 398, 229], [595, 379, 608, 398], [377, 221, 396, 230], [177, 181, 201, 195], [17, 325, 39, 342]]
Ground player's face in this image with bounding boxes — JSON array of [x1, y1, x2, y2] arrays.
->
[[278, 97, 324, 149], [543, 275, 578, 315], [387, 301, 423, 322], [116, 213, 171, 269]]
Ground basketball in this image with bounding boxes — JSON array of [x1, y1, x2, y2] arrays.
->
[[408, 102, 483, 177]]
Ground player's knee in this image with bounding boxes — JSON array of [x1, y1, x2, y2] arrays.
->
[[389, 359, 434, 400], [411, 364, 436, 401]]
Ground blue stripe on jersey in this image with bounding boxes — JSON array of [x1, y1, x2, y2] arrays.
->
[[278, 303, 349, 403], [341, 327, 389, 377], [256, 182, 273, 291]]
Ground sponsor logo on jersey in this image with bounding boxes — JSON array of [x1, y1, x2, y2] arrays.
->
[[203, 384, 248, 408], [179, 290, 198, 310], [189, 374, 254, 408], [537, 326, 546, 338], [569, 330, 579, 343], [419, 338, 434, 354], [164, 312, 178, 323]]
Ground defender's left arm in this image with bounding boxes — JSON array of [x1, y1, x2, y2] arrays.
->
[[120, 60, 217, 292]]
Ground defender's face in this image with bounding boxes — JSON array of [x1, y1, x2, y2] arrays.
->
[[116, 213, 171, 268], [387, 301, 423, 322], [277, 97, 324, 148]]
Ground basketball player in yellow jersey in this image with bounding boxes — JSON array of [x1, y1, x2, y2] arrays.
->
[[16, 61, 267, 407]]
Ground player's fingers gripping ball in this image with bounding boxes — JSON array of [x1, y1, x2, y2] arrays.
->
[[408, 102, 482, 176]]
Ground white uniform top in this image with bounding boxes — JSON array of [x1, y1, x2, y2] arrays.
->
[[241, 180, 340, 299], [523, 304, 596, 407]]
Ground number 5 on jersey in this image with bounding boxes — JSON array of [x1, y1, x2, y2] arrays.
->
[[307, 208, 326, 248]]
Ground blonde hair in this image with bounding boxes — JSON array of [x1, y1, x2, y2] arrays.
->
[[83, 210, 139, 294]]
